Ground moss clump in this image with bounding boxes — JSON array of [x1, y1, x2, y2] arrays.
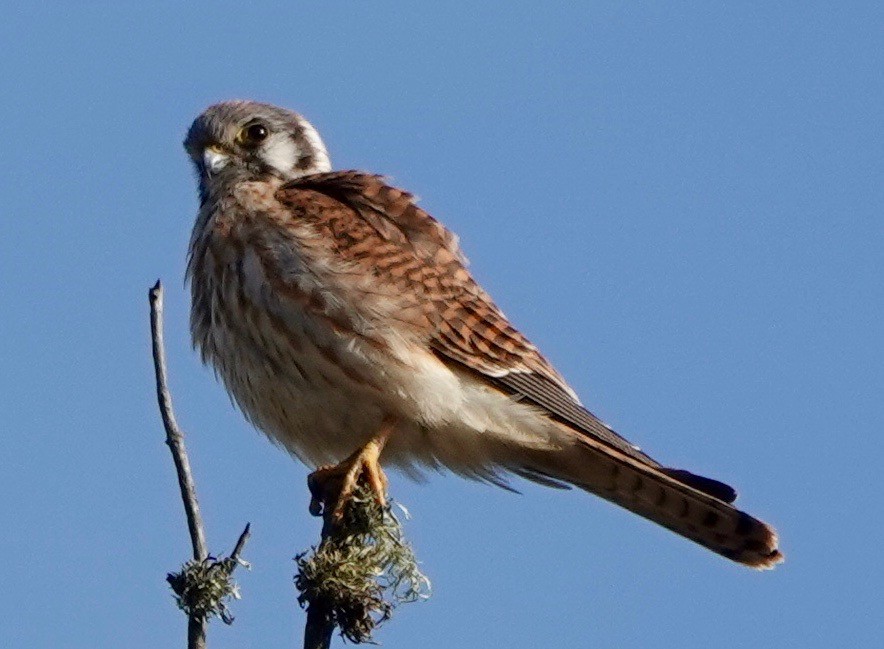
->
[[295, 484, 430, 643], [167, 556, 243, 624]]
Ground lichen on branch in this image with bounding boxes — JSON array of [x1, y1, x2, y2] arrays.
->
[[295, 484, 430, 644]]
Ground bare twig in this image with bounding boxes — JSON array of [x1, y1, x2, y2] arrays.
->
[[229, 523, 252, 565], [150, 280, 208, 562], [149, 280, 251, 649], [304, 589, 334, 649], [303, 508, 337, 649]]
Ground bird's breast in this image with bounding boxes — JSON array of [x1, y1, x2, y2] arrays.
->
[[187, 199, 470, 466]]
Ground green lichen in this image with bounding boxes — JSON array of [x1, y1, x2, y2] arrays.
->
[[295, 485, 430, 643], [167, 556, 243, 625]]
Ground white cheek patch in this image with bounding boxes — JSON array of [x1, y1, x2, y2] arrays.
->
[[299, 121, 332, 172], [259, 134, 300, 174]]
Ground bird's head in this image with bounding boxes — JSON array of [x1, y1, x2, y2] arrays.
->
[[184, 100, 332, 198]]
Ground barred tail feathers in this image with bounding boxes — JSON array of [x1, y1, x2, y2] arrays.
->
[[518, 423, 783, 569]]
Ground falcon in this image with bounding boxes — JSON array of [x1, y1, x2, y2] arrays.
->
[[184, 100, 782, 569]]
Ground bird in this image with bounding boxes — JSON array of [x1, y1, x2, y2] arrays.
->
[[184, 100, 783, 569]]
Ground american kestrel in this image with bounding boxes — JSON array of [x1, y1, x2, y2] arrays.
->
[[184, 100, 782, 569]]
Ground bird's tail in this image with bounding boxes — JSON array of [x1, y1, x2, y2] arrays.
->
[[515, 422, 783, 569]]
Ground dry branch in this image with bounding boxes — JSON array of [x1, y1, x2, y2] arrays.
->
[[149, 280, 251, 649]]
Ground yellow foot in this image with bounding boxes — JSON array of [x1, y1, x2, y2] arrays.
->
[[307, 424, 393, 522]]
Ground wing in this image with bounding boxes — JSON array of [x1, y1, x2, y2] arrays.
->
[[276, 171, 667, 468], [278, 172, 776, 565]]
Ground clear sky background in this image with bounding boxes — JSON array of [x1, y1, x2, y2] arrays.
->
[[1, 3, 881, 648]]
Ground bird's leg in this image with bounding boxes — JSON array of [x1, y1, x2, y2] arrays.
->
[[307, 417, 394, 522]]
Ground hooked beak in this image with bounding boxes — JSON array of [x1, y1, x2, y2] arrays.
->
[[202, 145, 230, 175]]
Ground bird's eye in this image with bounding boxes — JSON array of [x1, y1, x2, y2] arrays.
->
[[239, 123, 269, 145]]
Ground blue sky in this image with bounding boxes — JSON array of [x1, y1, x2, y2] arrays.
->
[[1, 3, 881, 647]]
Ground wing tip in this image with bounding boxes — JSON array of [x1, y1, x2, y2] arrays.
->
[[661, 468, 738, 504]]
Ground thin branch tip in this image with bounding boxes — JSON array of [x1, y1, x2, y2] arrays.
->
[[149, 279, 253, 647], [149, 280, 207, 561], [231, 523, 252, 563]]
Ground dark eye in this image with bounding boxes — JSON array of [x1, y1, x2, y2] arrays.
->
[[240, 122, 269, 145]]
